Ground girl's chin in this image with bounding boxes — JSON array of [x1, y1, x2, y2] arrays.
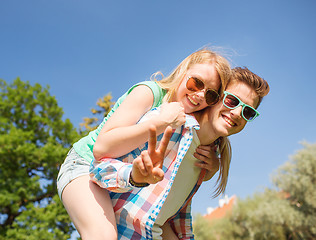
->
[[183, 105, 201, 114]]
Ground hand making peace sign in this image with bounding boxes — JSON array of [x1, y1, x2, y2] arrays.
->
[[131, 125, 173, 185]]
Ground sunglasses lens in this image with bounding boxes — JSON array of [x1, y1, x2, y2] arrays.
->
[[224, 94, 239, 108], [243, 106, 256, 120], [187, 77, 219, 106], [186, 77, 204, 91], [205, 90, 219, 105], [224, 92, 258, 121]]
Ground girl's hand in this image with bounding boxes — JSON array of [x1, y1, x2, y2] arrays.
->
[[159, 102, 186, 129], [194, 144, 220, 181], [131, 126, 173, 185]]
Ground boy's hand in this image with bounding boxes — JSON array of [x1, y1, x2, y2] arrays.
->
[[194, 144, 220, 181], [131, 125, 172, 184]]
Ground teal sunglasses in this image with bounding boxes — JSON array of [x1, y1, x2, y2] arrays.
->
[[223, 91, 259, 122]]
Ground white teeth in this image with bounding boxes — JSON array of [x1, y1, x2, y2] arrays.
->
[[188, 96, 198, 106], [223, 115, 235, 126]]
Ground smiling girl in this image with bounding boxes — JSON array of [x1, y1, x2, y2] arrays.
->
[[90, 67, 270, 239], [57, 48, 232, 240]]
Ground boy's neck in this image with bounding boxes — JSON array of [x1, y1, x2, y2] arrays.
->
[[192, 110, 218, 145]]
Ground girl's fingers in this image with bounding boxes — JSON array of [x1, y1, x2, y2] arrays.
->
[[148, 125, 157, 156], [141, 151, 153, 173], [134, 157, 148, 176], [157, 126, 172, 154], [151, 168, 164, 182]]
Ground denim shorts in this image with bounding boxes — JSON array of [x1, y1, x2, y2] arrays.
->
[[57, 148, 90, 200]]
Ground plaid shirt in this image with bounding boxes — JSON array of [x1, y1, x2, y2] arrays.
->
[[90, 109, 206, 239]]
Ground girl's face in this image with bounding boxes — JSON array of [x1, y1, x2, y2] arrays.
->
[[174, 63, 221, 114], [206, 81, 259, 137]]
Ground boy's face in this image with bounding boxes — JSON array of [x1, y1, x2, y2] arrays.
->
[[206, 81, 259, 137]]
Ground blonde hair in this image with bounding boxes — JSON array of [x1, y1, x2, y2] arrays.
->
[[151, 48, 232, 102], [212, 67, 270, 197], [213, 137, 232, 198]]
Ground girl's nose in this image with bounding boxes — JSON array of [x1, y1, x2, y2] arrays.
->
[[195, 90, 205, 99]]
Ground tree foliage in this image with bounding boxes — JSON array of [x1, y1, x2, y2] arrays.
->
[[226, 190, 303, 240], [79, 93, 114, 134], [193, 213, 233, 240], [272, 142, 316, 239], [0, 78, 80, 239], [193, 142, 316, 240]]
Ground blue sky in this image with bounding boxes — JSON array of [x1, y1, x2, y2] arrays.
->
[[1, 0, 316, 219]]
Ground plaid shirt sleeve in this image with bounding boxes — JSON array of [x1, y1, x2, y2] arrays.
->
[[89, 158, 139, 193], [168, 200, 194, 240], [89, 107, 163, 193]]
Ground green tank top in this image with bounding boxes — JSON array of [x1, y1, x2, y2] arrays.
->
[[73, 81, 166, 163]]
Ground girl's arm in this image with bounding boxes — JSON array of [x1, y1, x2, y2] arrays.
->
[[93, 85, 185, 160], [90, 125, 173, 192]]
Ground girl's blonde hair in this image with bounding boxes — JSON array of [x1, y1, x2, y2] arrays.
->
[[213, 137, 231, 198], [151, 48, 232, 197], [151, 47, 232, 102]]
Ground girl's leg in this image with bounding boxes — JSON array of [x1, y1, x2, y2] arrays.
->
[[62, 175, 117, 240], [161, 222, 179, 240]]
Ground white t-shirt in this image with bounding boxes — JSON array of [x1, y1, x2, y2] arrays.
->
[[152, 129, 201, 239]]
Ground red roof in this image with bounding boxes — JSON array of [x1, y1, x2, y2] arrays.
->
[[204, 195, 237, 222]]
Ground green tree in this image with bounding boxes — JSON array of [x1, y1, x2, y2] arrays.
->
[[193, 142, 316, 240], [193, 214, 215, 240], [79, 93, 114, 134], [272, 142, 316, 239], [0, 78, 80, 239], [228, 190, 303, 240], [193, 213, 228, 240]]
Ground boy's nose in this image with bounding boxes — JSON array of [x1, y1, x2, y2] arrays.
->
[[230, 106, 243, 119]]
